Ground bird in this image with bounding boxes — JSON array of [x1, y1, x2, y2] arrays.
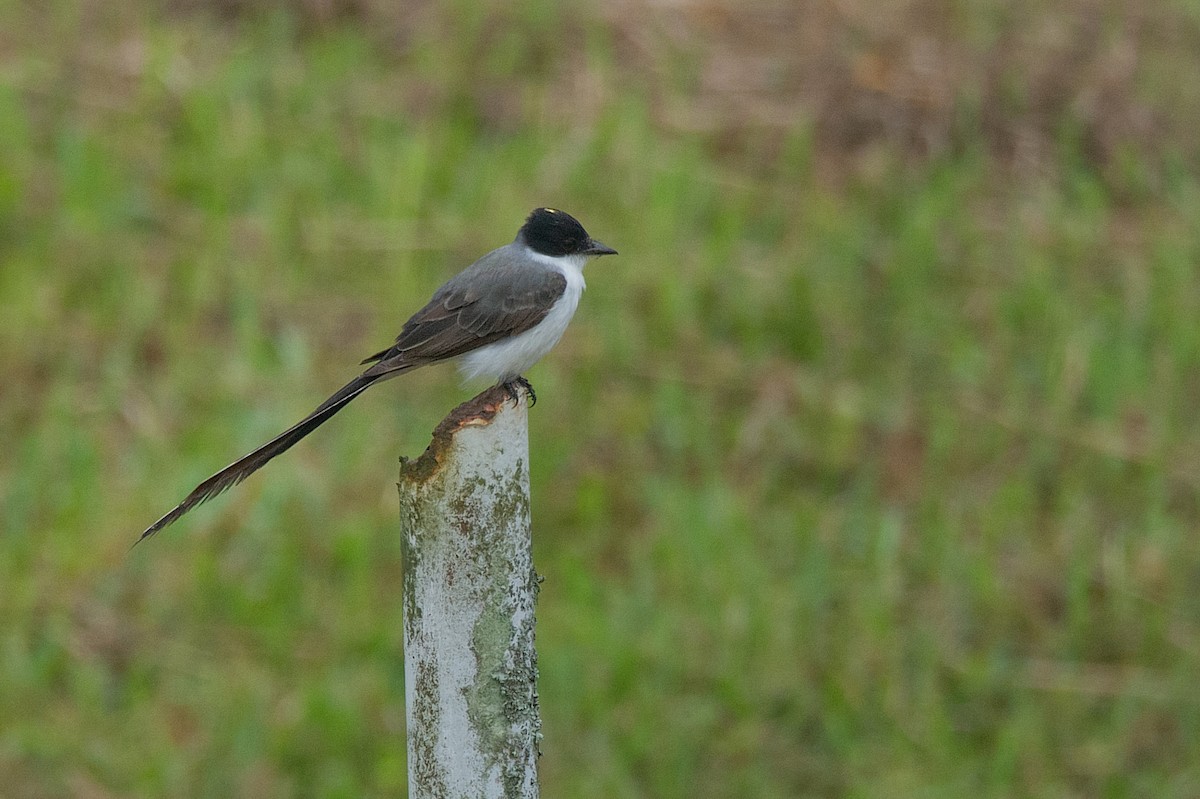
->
[[136, 207, 616, 543]]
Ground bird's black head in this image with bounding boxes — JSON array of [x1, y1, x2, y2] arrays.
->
[[518, 207, 617, 258]]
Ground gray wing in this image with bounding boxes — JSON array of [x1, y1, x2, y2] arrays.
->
[[361, 245, 567, 372]]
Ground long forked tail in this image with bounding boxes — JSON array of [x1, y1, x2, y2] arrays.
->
[[135, 372, 385, 545]]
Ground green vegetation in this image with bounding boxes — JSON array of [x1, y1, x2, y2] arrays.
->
[[3, 1, 1200, 795]]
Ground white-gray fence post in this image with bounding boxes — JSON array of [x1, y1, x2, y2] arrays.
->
[[397, 385, 541, 798]]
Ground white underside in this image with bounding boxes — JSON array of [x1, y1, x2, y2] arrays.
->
[[457, 251, 588, 383]]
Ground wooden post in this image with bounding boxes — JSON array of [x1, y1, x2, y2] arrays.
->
[[398, 385, 541, 799]]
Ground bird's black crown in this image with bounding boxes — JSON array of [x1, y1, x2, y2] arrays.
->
[[518, 207, 594, 257]]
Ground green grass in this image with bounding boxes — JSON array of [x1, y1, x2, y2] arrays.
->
[[3, 1, 1200, 796]]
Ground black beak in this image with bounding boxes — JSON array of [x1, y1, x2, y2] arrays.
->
[[584, 238, 618, 257]]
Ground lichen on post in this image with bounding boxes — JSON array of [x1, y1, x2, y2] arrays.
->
[[398, 384, 541, 799]]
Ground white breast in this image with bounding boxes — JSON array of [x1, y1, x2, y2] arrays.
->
[[457, 252, 588, 383]]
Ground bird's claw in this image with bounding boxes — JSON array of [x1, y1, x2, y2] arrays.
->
[[503, 377, 537, 407]]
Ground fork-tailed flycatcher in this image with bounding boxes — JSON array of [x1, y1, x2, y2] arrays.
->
[[137, 207, 616, 543]]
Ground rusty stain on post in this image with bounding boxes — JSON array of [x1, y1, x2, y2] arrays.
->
[[398, 384, 541, 799]]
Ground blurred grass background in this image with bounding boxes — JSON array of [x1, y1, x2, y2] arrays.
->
[[3, 0, 1200, 795]]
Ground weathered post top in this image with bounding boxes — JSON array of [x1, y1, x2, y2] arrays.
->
[[398, 385, 541, 799]]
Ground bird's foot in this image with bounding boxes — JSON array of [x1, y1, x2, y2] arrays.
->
[[502, 376, 537, 407]]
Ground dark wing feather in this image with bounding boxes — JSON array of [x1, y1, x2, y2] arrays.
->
[[362, 247, 568, 372]]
